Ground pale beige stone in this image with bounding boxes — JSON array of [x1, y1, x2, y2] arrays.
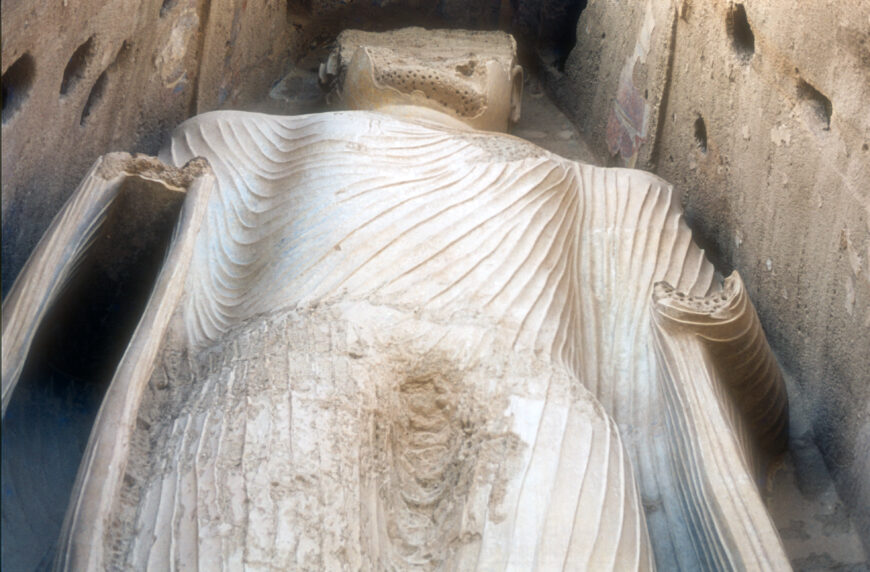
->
[[321, 28, 523, 132], [1, 28, 791, 571]]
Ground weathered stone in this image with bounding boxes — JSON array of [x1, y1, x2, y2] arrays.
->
[[556, 0, 870, 552], [4, 29, 796, 570], [3, 1, 868, 567], [322, 28, 523, 131]]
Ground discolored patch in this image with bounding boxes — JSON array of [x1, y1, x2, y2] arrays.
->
[[364, 352, 525, 569]]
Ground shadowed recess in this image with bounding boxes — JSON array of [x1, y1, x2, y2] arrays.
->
[[80, 70, 108, 125], [60, 37, 95, 96], [694, 115, 708, 153], [1, 53, 36, 124], [160, 0, 179, 18], [726, 3, 754, 60], [0, 177, 185, 571], [797, 79, 832, 130]]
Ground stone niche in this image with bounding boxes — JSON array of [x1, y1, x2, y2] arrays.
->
[[2, 0, 868, 569], [547, 0, 870, 561]]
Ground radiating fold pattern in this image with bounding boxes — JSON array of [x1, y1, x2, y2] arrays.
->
[[651, 273, 790, 569], [155, 109, 788, 570], [4, 109, 790, 570]]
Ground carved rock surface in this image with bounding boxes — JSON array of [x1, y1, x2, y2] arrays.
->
[[323, 28, 523, 131], [4, 110, 790, 570], [651, 275, 790, 568]]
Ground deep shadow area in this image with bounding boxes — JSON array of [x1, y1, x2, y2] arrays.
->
[[1, 177, 185, 571], [726, 3, 754, 61], [80, 70, 108, 125], [1, 53, 36, 124], [694, 115, 708, 153], [797, 78, 832, 130], [511, 0, 588, 71]]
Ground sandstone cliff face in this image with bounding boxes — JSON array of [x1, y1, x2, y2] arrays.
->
[[2, 0, 868, 567], [1, 0, 286, 295], [548, 0, 870, 552]]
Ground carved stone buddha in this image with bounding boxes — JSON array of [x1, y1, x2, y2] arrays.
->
[[2, 28, 789, 570]]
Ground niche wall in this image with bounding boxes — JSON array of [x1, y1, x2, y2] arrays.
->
[[3, 0, 868, 562], [548, 0, 870, 551], [1, 0, 292, 296]]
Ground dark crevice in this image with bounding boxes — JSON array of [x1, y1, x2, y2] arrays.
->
[[797, 79, 832, 130], [160, 0, 179, 17], [1, 177, 185, 571], [287, 0, 313, 22], [726, 3, 754, 61], [694, 116, 708, 153], [547, 0, 588, 72], [60, 37, 95, 96], [513, 0, 588, 72], [80, 70, 108, 125], [1, 53, 36, 124]]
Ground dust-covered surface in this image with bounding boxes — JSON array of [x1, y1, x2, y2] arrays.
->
[[109, 301, 638, 569]]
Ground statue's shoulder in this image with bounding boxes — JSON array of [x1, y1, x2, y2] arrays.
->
[[166, 108, 572, 173], [171, 109, 365, 137], [171, 109, 436, 137]]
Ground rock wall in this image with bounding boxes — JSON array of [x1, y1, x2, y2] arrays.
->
[[549, 0, 870, 550], [1, 0, 291, 295]]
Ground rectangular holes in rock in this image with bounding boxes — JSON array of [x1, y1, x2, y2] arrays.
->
[[1, 53, 35, 124]]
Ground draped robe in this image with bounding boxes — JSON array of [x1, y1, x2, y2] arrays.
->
[[4, 109, 789, 570]]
